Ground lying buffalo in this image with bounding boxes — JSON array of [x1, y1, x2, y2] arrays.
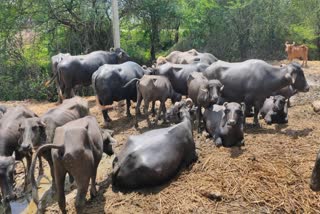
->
[[203, 60, 309, 125], [156, 49, 218, 66], [0, 106, 37, 206], [30, 116, 115, 213], [203, 102, 245, 147], [154, 62, 209, 95], [124, 75, 182, 127], [19, 97, 89, 198], [56, 48, 130, 99], [187, 72, 223, 132], [259, 95, 288, 125], [112, 99, 197, 188], [92, 61, 150, 126], [0, 105, 7, 119]]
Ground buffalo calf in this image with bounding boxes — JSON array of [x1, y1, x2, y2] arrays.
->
[[259, 95, 288, 125], [187, 72, 223, 132], [310, 150, 320, 191], [30, 116, 115, 213], [124, 75, 181, 127], [203, 102, 245, 147]]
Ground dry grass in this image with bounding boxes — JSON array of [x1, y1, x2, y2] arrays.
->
[[2, 60, 320, 214]]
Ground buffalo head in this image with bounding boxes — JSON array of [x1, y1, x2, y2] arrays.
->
[[286, 62, 309, 92], [19, 118, 46, 153], [310, 150, 320, 191], [272, 95, 286, 112], [198, 80, 223, 108], [223, 102, 245, 127], [166, 99, 194, 123], [111, 48, 130, 63], [101, 129, 116, 156], [0, 153, 17, 204]]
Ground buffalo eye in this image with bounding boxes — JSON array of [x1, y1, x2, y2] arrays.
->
[[236, 109, 243, 115], [225, 109, 230, 113]]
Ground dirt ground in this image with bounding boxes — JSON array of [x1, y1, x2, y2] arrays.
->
[[2, 60, 320, 213]]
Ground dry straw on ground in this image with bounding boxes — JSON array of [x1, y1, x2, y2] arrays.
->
[[2, 60, 320, 213]]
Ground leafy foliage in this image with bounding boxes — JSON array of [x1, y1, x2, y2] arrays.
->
[[0, 0, 319, 101]]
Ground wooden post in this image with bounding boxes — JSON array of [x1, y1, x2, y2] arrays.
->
[[111, 0, 120, 48]]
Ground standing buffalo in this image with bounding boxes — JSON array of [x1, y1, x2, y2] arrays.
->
[[30, 116, 115, 213], [56, 48, 130, 100], [124, 75, 182, 127], [154, 62, 209, 95], [187, 72, 223, 132], [92, 61, 150, 126], [259, 95, 288, 125], [19, 97, 89, 199], [46, 53, 71, 102], [0, 106, 37, 206], [112, 99, 197, 188], [156, 49, 218, 66], [203, 60, 309, 125], [203, 102, 245, 147]]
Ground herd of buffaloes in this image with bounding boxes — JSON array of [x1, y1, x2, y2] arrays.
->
[[0, 43, 319, 214]]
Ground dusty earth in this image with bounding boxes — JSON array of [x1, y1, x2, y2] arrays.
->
[[1, 60, 320, 214]]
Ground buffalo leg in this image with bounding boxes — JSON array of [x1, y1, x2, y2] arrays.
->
[[90, 164, 98, 198], [155, 102, 164, 125], [126, 99, 132, 117], [196, 106, 202, 133], [74, 176, 90, 214], [253, 101, 263, 126], [64, 87, 73, 99], [54, 163, 67, 214], [47, 158, 56, 194], [102, 109, 112, 127], [38, 156, 44, 177], [25, 154, 32, 191], [213, 135, 223, 147], [151, 101, 156, 117], [162, 101, 167, 123], [144, 100, 151, 127], [136, 90, 142, 116]]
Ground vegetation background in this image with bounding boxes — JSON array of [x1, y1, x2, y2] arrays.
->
[[0, 0, 319, 101]]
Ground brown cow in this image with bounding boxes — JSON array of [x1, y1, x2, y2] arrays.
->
[[285, 41, 308, 67]]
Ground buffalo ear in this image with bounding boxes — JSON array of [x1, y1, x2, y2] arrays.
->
[[117, 51, 123, 58], [223, 102, 228, 107], [38, 120, 46, 128], [110, 47, 115, 52], [284, 73, 293, 84], [240, 102, 246, 113], [185, 98, 193, 108]]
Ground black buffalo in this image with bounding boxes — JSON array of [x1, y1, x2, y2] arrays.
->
[[112, 99, 197, 188], [46, 53, 71, 102], [203, 60, 309, 125], [92, 61, 150, 126], [203, 102, 245, 147], [154, 62, 209, 95], [56, 48, 130, 99], [259, 95, 288, 125]]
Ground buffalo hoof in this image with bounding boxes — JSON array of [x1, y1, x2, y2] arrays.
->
[[90, 186, 98, 198], [214, 138, 223, 147], [238, 140, 245, 147]]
